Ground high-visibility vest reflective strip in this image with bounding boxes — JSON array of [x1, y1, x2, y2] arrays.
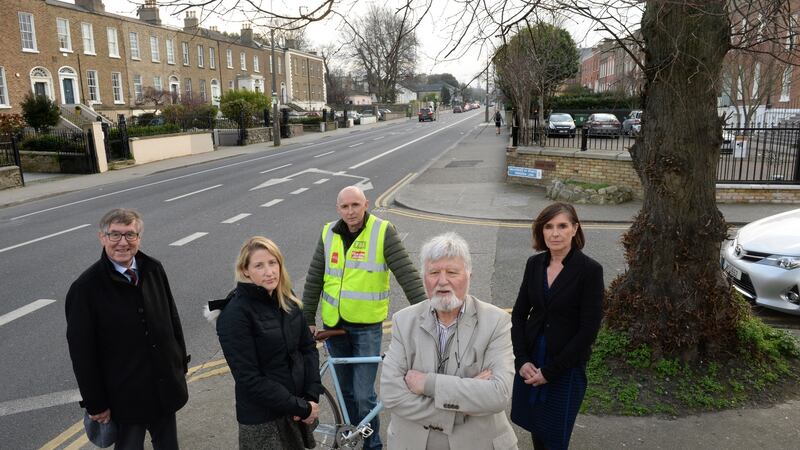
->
[[320, 215, 391, 326]]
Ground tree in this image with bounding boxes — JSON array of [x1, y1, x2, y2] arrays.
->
[[219, 89, 269, 128], [344, 5, 423, 103], [494, 22, 579, 144], [21, 94, 60, 132], [320, 43, 348, 105], [720, 50, 786, 127], [135, 87, 171, 113], [440, 85, 452, 106], [428, 73, 460, 89]]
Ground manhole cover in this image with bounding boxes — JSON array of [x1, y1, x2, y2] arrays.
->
[[445, 160, 482, 168]]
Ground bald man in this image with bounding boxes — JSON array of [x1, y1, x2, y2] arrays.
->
[[303, 186, 425, 449]]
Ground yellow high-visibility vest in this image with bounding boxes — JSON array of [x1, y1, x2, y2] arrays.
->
[[320, 215, 390, 327]]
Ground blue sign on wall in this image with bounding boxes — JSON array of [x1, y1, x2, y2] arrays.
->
[[508, 166, 542, 179]]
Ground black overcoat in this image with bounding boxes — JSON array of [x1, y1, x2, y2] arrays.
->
[[66, 250, 189, 423], [510, 248, 604, 382], [216, 282, 322, 425]]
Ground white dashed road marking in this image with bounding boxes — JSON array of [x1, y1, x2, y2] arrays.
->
[[259, 163, 292, 174], [261, 199, 284, 207], [0, 299, 57, 327], [0, 224, 91, 254], [348, 142, 364, 148], [290, 188, 309, 195], [314, 151, 335, 158], [221, 213, 251, 224], [164, 184, 222, 202], [170, 232, 208, 246], [314, 178, 329, 184]]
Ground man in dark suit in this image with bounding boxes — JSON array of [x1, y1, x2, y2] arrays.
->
[[66, 208, 189, 450]]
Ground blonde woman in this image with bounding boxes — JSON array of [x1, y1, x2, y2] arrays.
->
[[216, 237, 321, 449]]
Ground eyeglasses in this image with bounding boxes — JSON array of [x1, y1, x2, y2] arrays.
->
[[105, 231, 140, 242]]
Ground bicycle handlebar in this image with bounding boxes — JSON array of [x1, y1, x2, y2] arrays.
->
[[314, 329, 347, 342]]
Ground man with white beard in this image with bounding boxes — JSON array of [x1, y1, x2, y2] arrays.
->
[[379, 232, 518, 450]]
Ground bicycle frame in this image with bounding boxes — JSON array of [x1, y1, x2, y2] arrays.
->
[[319, 340, 384, 432]]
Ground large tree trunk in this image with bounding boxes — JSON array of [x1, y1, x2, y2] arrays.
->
[[605, 1, 744, 360]]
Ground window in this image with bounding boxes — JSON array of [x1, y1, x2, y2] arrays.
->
[[184, 78, 192, 100], [182, 42, 189, 65], [81, 23, 95, 55], [57, 18, 72, 52], [18, 12, 37, 52], [781, 66, 792, 102], [752, 62, 761, 97], [129, 32, 140, 59], [209, 47, 216, 69], [226, 49, 233, 68], [278, 59, 282, 74], [228, 80, 234, 89], [0, 67, 9, 107], [111, 72, 123, 103], [197, 45, 204, 67], [240, 52, 246, 70], [270, 57, 273, 73], [150, 36, 160, 62], [166, 39, 175, 64], [86, 70, 99, 102], [133, 74, 143, 102], [253, 55, 260, 72], [153, 75, 163, 92], [107, 28, 119, 57], [199, 79, 207, 102]]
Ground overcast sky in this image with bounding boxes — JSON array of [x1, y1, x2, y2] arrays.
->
[[92, 0, 610, 86]]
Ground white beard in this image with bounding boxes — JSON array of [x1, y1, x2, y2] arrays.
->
[[430, 292, 464, 312]]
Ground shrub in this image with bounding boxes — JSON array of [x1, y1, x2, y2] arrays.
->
[[21, 94, 61, 132], [220, 89, 269, 128], [0, 113, 27, 135], [20, 134, 80, 153]]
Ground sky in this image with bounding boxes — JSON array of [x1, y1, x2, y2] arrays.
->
[[90, 0, 612, 87]]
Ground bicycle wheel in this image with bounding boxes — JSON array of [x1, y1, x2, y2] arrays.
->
[[314, 386, 343, 448]]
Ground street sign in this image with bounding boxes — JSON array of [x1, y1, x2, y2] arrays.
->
[[507, 166, 542, 179]]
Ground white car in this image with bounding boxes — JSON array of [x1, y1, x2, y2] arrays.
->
[[721, 209, 800, 315]]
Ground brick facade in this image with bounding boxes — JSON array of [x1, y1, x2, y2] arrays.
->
[[506, 147, 800, 204], [0, 0, 325, 118]]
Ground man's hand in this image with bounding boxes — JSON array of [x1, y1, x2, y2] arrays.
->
[[309, 325, 317, 336], [473, 369, 492, 380], [90, 409, 111, 424], [519, 362, 538, 381], [404, 369, 427, 395], [294, 401, 319, 424], [528, 370, 548, 387]]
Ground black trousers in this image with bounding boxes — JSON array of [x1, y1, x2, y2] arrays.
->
[[114, 413, 178, 450]]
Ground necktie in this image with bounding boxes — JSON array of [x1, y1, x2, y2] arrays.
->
[[125, 269, 138, 286]]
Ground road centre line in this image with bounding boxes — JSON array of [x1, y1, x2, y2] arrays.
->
[[221, 213, 251, 224], [290, 188, 309, 194], [10, 146, 315, 220], [314, 178, 329, 184], [259, 163, 292, 174], [164, 184, 223, 202], [0, 388, 81, 417], [261, 199, 283, 207], [169, 232, 208, 246], [0, 299, 57, 327], [0, 224, 91, 254], [314, 151, 335, 158], [373, 136, 385, 140], [349, 113, 479, 169], [348, 142, 364, 148]]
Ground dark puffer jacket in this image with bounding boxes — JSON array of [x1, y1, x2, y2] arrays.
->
[[216, 282, 322, 425]]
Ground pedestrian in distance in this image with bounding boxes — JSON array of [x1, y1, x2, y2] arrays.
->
[[216, 236, 322, 450], [66, 208, 190, 450], [380, 232, 518, 449], [510, 202, 604, 450], [494, 110, 504, 134], [303, 185, 427, 450]]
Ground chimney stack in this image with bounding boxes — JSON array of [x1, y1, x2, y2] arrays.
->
[[240, 24, 253, 45], [75, 0, 105, 12], [138, 0, 161, 26], [183, 11, 199, 32]]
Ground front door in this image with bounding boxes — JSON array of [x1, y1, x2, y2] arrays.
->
[[34, 82, 47, 97], [62, 78, 75, 104]]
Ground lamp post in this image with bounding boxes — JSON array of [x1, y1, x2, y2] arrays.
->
[[271, 28, 280, 146]]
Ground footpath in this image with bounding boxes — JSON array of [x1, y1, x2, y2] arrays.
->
[[8, 115, 799, 449]]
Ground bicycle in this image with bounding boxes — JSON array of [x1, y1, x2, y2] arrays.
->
[[312, 329, 384, 448]]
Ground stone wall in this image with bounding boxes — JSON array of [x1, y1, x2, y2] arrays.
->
[[507, 146, 800, 204], [0, 166, 23, 190], [19, 151, 61, 173], [244, 127, 272, 145]]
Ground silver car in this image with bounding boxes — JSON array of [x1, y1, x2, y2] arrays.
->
[[721, 209, 800, 315]]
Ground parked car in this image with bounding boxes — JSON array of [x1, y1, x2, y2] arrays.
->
[[721, 209, 800, 315], [148, 116, 166, 126], [453, 105, 463, 113], [721, 130, 734, 153], [346, 110, 362, 125], [583, 113, 622, 138], [622, 110, 643, 135], [546, 113, 577, 138], [377, 108, 391, 121], [418, 108, 436, 122]]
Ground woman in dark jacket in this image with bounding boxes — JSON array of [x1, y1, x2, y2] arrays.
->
[[216, 236, 322, 449], [510, 203, 604, 450]]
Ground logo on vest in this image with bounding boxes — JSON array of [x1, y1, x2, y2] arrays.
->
[[351, 250, 366, 260], [352, 241, 366, 250], [331, 252, 339, 264]]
